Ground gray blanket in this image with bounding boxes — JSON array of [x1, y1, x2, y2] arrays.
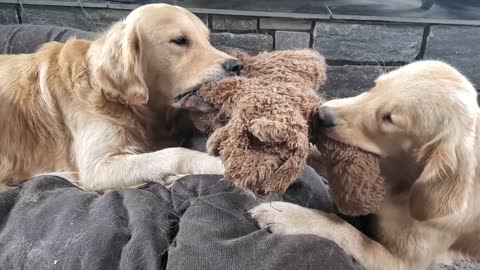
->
[[0, 167, 360, 270]]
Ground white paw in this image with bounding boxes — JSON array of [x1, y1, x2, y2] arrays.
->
[[186, 153, 225, 175], [249, 202, 318, 235], [199, 156, 225, 175], [251, 203, 358, 266]]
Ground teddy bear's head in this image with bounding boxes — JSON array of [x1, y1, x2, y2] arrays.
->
[[174, 49, 327, 133], [229, 49, 327, 91]]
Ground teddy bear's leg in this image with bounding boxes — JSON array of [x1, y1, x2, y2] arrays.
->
[[224, 152, 281, 195], [306, 145, 331, 178], [270, 156, 306, 193], [207, 118, 279, 193], [206, 126, 229, 156], [272, 132, 310, 191], [220, 131, 283, 194], [248, 118, 291, 143]]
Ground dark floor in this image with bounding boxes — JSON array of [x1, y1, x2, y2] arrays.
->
[[109, 0, 480, 21], [324, 0, 480, 21]]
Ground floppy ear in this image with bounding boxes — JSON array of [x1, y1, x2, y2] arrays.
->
[[409, 135, 475, 221], [248, 118, 291, 143], [94, 22, 148, 105]]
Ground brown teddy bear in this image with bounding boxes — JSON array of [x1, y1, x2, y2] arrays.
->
[[175, 49, 385, 216]]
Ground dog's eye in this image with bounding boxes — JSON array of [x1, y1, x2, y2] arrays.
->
[[170, 36, 188, 46], [382, 113, 394, 124]]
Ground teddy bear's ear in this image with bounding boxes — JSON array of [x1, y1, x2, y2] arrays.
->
[[306, 51, 327, 91], [227, 49, 251, 64], [249, 118, 291, 143]]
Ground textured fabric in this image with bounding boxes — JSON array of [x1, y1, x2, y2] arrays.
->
[[0, 167, 361, 270], [0, 24, 96, 54]]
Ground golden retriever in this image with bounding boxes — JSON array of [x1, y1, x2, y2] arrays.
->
[[251, 60, 480, 270], [0, 4, 242, 191]]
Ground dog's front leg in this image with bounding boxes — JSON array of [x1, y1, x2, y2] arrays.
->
[[77, 147, 224, 191], [250, 202, 408, 270], [72, 120, 224, 191]]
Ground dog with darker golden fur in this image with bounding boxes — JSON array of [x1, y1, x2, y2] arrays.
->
[[0, 4, 242, 191], [251, 60, 480, 270]]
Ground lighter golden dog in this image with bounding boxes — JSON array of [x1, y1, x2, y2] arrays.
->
[[0, 4, 242, 191], [251, 60, 480, 270]]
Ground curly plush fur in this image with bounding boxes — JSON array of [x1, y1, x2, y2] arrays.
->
[[310, 135, 385, 216], [185, 49, 385, 215], [195, 50, 324, 194]]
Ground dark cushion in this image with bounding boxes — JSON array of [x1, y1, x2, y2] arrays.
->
[[0, 24, 96, 54], [0, 167, 361, 270]]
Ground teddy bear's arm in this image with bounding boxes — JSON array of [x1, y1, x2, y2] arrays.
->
[[313, 136, 385, 216], [272, 130, 310, 188], [206, 125, 229, 157]]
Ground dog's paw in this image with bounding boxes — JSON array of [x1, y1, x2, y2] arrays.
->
[[251, 203, 358, 265], [158, 174, 189, 189], [202, 156, 225, 175], [249, 202, 318, 235], [188, 155, 225, 175]]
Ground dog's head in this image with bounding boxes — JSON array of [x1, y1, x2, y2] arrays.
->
[[314, 60, 478, 222], [90, 4, 242, 107]]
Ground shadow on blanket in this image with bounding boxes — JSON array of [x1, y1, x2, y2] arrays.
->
[[0, 166, 366, 270]]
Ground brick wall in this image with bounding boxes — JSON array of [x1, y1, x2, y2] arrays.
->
[[0, 2, 479, 96]]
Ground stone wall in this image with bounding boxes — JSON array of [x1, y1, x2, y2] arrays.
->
[[0, 2, 479, 96]]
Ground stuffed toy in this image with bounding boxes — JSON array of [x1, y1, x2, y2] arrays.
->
[[175, 49, 385, 216]]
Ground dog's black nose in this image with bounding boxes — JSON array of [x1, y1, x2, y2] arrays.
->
[[223, 59, 243, 75], [317, 106, 336, 127]]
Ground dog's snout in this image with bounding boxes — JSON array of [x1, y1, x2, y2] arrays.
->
[[317, 106, 336, 127], [223, 59, 243, 75]]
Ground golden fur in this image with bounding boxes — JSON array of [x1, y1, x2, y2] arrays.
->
[[251, 60, 480, 270], [0, 4, 239, 191]]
